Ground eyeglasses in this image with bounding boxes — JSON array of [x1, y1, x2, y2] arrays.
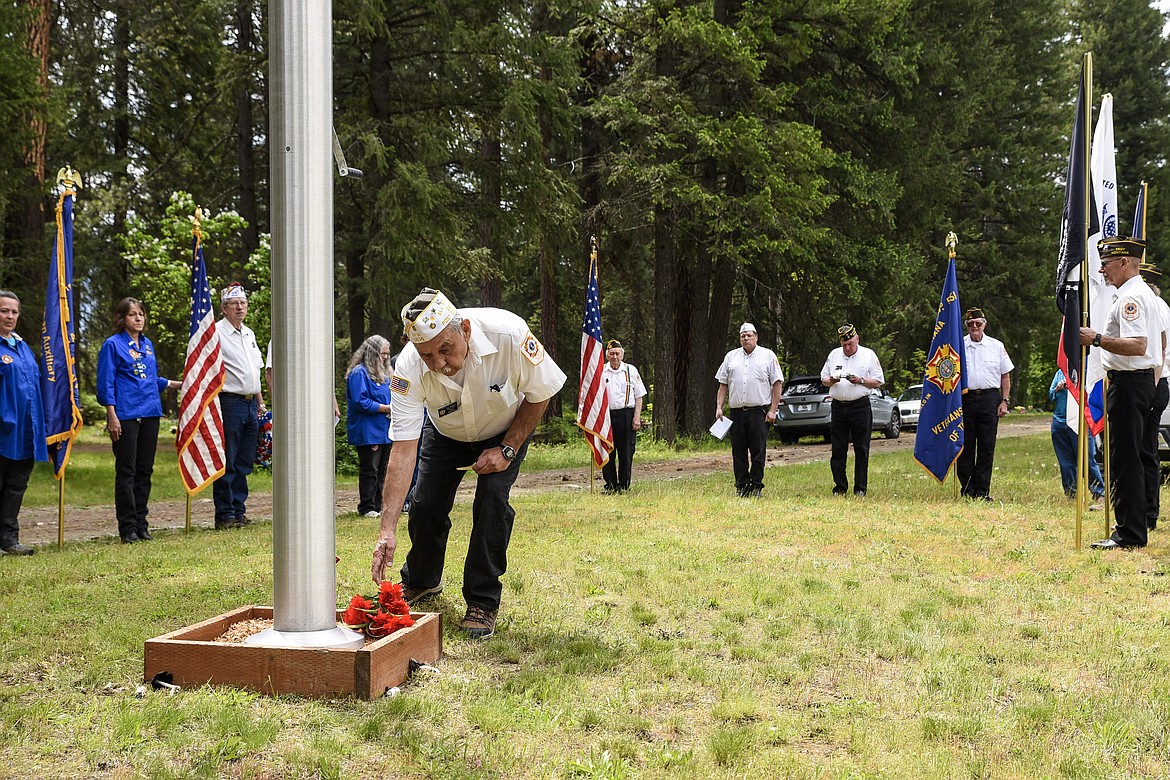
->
[[1099, 256, 1125, 269], [966, 320, 985, 328]]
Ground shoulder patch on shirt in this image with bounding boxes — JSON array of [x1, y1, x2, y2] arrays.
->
[[522, 331, 545, 365], [1123, 301, 1141, 321], [390, 375, 411, 394]]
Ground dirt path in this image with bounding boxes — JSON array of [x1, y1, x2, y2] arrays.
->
[[19, 418, 1050, 546]]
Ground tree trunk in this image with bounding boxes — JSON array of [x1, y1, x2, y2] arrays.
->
[[653, 204, 677, 443], [3, 0, 51, 292], [234, 0, 260, 262], [478, 128, 503, 308]]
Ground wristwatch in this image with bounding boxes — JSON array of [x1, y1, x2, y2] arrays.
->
[[1092, 333, 1102, 348], [500, 444, 517, 461]]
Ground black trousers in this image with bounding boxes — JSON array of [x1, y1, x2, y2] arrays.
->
[[0, 455, 34, 549], [830, 397, 873, 493], [112, 416, 160, 538], [399, 421, 530, 611], [957, 391, 1001, 498], [728, 406, 769, 493], [1109, 370, 1155, 547], [602, 407, 636, 490], [1142, 377, 1169, 528], [356, 443, 391, 514]]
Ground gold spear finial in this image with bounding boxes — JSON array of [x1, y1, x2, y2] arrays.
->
[[590, 234, 598, 261], [192, 206, 205, 241], [55, 166, 82, 189], [946, 231, 958, 260]]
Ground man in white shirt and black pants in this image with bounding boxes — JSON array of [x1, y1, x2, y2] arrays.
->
[[601, 339, 647, 493], [958, 307, 1014, 501], [1083, 238, 1162, 549], [715, 323, 784, 498], [821, 324, 885, 497], [1139, 261, 1170, 531], [214, 284, 266, 529]]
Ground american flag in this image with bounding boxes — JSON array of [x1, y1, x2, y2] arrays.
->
[[576, 245, 612, 467], [176, 233, 226, 493]]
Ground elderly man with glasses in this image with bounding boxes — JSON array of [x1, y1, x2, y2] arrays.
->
[[1081, 238, 1162, 549], [957, 307, 1014, 501]]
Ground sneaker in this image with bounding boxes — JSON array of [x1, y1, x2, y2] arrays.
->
[[402, 584, 443, 605], [2, 543, 35, 556], [460, 605, 498, 639], [362, 510, 381, 518]]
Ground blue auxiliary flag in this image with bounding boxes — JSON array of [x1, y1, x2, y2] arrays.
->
[[40, 183, 84, 478], [1133, 181, 1147, 243], [914, 257, 966, 482]]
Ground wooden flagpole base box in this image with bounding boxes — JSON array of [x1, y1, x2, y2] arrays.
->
[[144, 605, 442, 700]]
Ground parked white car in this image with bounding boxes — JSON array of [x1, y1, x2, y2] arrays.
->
[[897, 384, 923, 430]]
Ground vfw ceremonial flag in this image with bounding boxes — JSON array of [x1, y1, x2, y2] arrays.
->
[[176, 233, 226, 493], [1055, 56, 1098, 413], [40, 179, 84, 478], [1073, 92, 1117, 435], [914, 256, 966, 482], [575, 248, 612, 467]]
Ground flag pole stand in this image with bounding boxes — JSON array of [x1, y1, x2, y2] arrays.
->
[[590, 459, 595, 494], [185, 494, 192, 533], [57, 476, 64, 549]]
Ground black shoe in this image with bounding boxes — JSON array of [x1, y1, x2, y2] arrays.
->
[[402, 584, 443, 605], [602, 485, 618, 495], [854, 489, 867, 497], [138, 529, 153, 541], [2, 543, 35, 556], [832, 488, 847, 496], [214, 520, 235, 530], [235, 515, 251, 527], [1090, 538, 1143, 550], [121, 532, 141, 544], [749, 488, 762, 498]]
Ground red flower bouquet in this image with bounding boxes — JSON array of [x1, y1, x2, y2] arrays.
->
[[340, 582, 415, 639]]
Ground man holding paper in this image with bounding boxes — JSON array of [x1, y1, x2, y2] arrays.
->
[[714, 322, 784, 498], [821, 323, 885, 497]]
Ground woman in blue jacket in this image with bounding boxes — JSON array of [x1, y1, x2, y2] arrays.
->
[[97, 298, 180, 543], [0, 290, 47, 555], [346, 335, 393, 517]]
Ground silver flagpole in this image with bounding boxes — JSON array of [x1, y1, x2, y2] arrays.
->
[[248, 0, 362, 648]]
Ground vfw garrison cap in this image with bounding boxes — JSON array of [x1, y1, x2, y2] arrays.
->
[[1098, 236, 1146, 259], [401, 288, 458, 344]]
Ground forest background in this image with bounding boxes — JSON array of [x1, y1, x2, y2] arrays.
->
[[1, 0, 1169, 442]]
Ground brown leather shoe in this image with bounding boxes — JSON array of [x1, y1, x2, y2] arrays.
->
[[460, 605, 498, 640]]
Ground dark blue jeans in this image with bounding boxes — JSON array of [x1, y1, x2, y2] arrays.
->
[[399, 422, 529, 611], [214, 394, 258, 521], [1051, 418, 1104, 498]]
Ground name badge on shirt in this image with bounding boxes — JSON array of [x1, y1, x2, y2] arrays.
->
[[437, 401, 460, 417]]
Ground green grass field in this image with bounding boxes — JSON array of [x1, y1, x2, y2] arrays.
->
[[2, 427, 1169, 779]]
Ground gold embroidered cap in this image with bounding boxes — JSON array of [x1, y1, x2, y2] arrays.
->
[[1098, 236, 1146, 259], [837, 323, 857, 342], [964, 307, 985, 323], [605, 339, 622, 350]]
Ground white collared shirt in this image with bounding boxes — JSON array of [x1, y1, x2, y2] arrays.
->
[[216, 318, 263, 395], [1103, 275, 1161, 371], [603, 361, 647, 410], [962, 333, 1014, 390], [820, 345, 884, 401], [715, 346, 784, 408], [390, 308, 567, 442], [1153, 295, 1170, 378]]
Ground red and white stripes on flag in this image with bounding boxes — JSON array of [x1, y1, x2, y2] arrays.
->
[[176, 235, 226, 494], [576, 249, 613, 467]]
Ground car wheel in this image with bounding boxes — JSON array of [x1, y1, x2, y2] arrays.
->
[[884, 410, 901, 439]]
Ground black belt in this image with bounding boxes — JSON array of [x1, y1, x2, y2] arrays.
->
[[731, 405, 769, 411], [222, 392, 256, 401], [832, 397, 870, 406], [968, 388, 998, 395], [1106, 368, 1154, 379]]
